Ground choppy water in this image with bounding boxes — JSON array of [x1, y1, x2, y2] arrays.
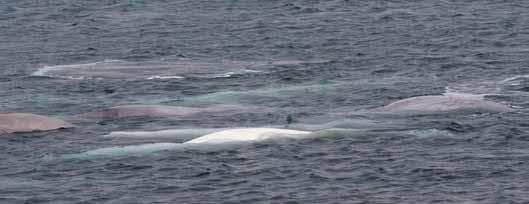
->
[[2, 0, 529, 203]]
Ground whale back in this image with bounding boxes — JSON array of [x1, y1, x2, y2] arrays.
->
[[379, 95, 512, 113], [184, 128, 311, 144], [0, 113, 76, 134], [84, 105, 201, 118], [83, 104, 243, 119]]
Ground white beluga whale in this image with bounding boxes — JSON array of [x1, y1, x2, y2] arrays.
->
[[0, 113, 76, 134], [184, 128, 311, 144], [103, 118, 379, 140], [63, 127, 363, 159], [376, 94, 512, 114]]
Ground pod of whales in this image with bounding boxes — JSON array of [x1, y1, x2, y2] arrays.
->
[[377, 94, 512, 113], [83, 104, 239, 119], [0, 113, 76, 134], [8, 88, 515, 160]]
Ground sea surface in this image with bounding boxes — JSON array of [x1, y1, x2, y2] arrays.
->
[[2, 0, 529, 203]]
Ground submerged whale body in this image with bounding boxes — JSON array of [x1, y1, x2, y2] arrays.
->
[[0, 113, 76, 134], [62, 143, 182, 159], [378, 95, 512, 113], [63, 128, 313, 159], [83, 104, 237, 119], [184, 128, 311, 144]]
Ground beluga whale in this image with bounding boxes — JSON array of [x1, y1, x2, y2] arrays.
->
[[62, 128, 316, 159], [82, 104, 241, 119], [0, 113, 76, 134], [184, 128, 312, 144], [376, 94, 512, 114]]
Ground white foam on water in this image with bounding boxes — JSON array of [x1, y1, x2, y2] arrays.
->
[[32, 59, 269, 80], [269, 59, 330, 66], [242, 69, 263, 73], [212, 72, 235, 78], [31, 60, 123, 79], [288, 119, 379, 131], [444, 74, 529, 97], [146, 75, 185, 80], [501, 74, 529, 84], [197, 69, 265, 79], [443, 88, 485, 99], [443, 85, 495, 99], [31, 59, 330, 80]]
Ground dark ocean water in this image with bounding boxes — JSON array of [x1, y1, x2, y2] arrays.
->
[[2, 0, 529, 203]]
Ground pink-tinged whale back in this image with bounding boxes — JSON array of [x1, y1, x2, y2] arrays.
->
[[0, 113, 76, 134], [377, 95, 512, 113], [83, 105, 239, 119]]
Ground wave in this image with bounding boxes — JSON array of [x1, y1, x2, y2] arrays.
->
[[500, 75, 529, 93], [146, 75, 185, 80], [31, 59, 124, 80], [444, 74, 529, 96], [501, 74, 529, 84], [202, 69, 264, 79], [31, 59, 263, 80], [32, 60, 123, 79]]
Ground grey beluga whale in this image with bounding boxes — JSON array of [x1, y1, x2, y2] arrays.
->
[[82, 104, 243, 119], [0, 113, 76, 134], [376, 94, 512, 113]]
